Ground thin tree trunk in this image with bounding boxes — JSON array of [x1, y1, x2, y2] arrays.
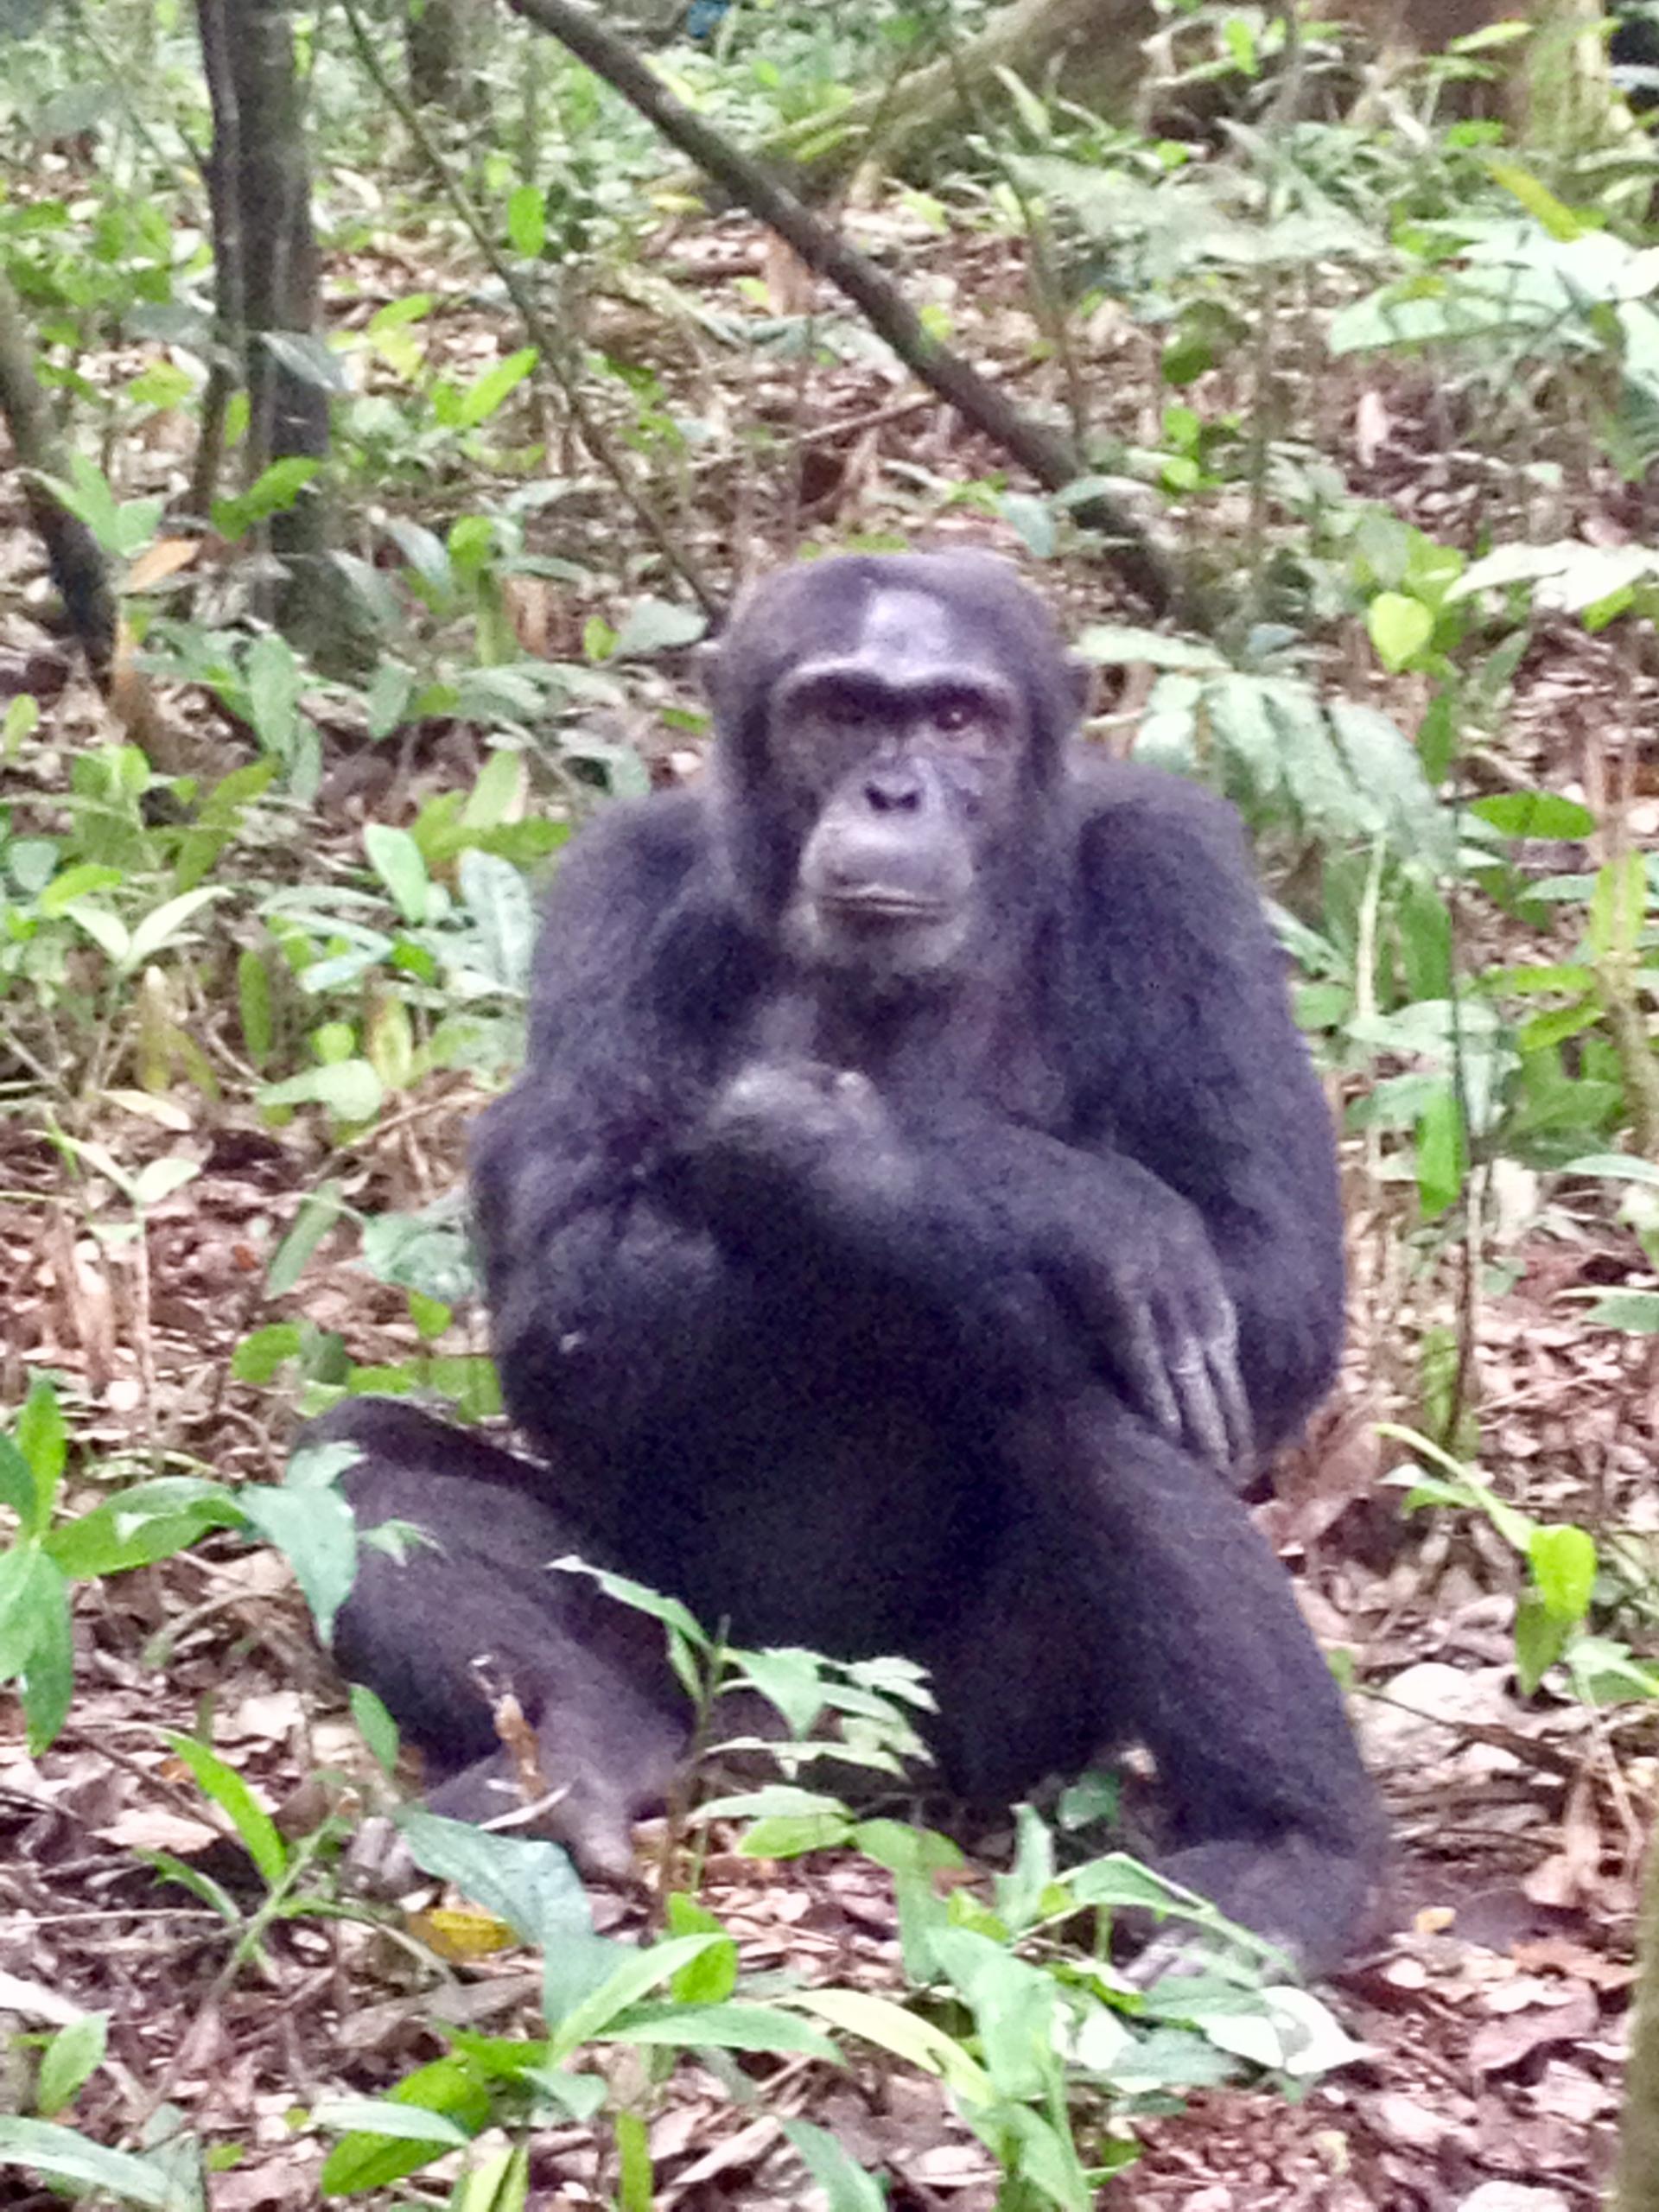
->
[[217, 0, 346, 656], [0, 264, 117, 685], [190, 0, 244, 524], [1616, 1820, 1659, 2212]]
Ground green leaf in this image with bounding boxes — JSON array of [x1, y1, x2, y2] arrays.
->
[[506, 183, 546, 257], [166, 1733, 288, 1887], [732, 1647, 828, 1736], [1415, 1081, 1465, 1220], [1367, 592, 1433, 673], [780, 2119, 887, 2212], [317, 2056, 493, 2194], [1067, 1851, 1207, 1913], [665, 1914, 737, 2004], [16, 1378, 67, 1529], [121, 888, 222, 974], [458, 850, 534, 995], [995, 2101, 1091, 2212], [364, 823, 429, 925], [461, 747, 528, 833], [395, 1809, 598, 1957], [211, 458, 321, 540], [545, 1936, 728, 2063], [35, 2012, 108, 2117], [365, 995, 416, 1092], [0, 2117, 202, 2209], [611, 597, 708, 658], [283, 1440, 361, 1494], [452, 2140, 531, 2212], [314, 2101, 474, 2146], [238, 1483, 358, 1643], [1075, 626, 1226, 673], [64, 899, 130, 963], [788, 1988, 994, 2104], [0, 1436, 35, 1523], [238, 950, 274, 1068], [265, 1181, 346, 1297], [1529, 1523, 1597, 1622], [232, 1321, 305, 1384], [550, 1559, 709, 1647], [260, 331, 347, 393], [36, 861, 123, 914], [1470, 792, 1597, 841], [601, 2000, 841, 2060], [350, 1682, 402, 1774], [1566, 1154, 1659, 1186], [1514, 1590, 1570, 1695], [1590, 852, 1646, 963], [1583, 1289, 1659, 1333], [703, 1783, 847, 1822], [1484, 156, 1583, 241], [259, 1059, 385, 1123], [132, 1157, 201, 1210], [739, 1813, 854, 1859], [21, 1561, 73, 1752], [456, 346, 538, 429], [930, 1927, 1057, 2101], [0, 1546, 64, 1680], [244, 633, 303, 759], [850, 1819, 965, 1874], [616, 2110, 652, 2212], [1567, 1636, 1659, 1704], [47, 1478, 242, 1578]]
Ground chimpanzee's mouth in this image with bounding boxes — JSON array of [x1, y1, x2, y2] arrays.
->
[[820, 890, 952, 924]]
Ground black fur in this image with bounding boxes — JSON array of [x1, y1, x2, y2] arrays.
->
[[315, 553, 1380, 1969]]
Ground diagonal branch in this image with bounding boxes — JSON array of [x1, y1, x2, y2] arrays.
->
[[503, 0, 1184, 618]]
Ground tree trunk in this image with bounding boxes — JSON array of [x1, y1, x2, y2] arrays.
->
[[212, 0, 346, 657], [1615, 1819, 1659, 2212], [0, 264, 117, 689]]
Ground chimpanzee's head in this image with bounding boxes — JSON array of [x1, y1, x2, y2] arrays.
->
[[702, 551, 1092, 982]]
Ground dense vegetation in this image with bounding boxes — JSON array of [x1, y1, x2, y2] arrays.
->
[[2, 0, 1658, 2203]]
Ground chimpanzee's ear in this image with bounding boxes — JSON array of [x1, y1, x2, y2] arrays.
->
[[1065, 652, 1097, 721], [693, 638, 724, 706]]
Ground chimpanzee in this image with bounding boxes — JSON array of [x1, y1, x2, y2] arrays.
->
[[310, 551, 1381, 1972], [1612, 0, 1659, 113]]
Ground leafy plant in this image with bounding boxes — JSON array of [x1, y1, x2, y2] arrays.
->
[[1386, 1423, 1659, 1699]]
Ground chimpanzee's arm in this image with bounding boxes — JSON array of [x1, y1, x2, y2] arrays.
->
[[470, 793, 768, 1505], [1068, 763, 1345, 1449]]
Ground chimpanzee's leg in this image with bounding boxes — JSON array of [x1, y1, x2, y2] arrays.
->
[[926, 1396, 1381, 1974], [299, 1401, 683, 1879]]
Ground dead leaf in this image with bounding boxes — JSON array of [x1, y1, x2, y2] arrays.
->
[[98, 1808, 221, 1854], [1468, 1980, 1598, 2075]]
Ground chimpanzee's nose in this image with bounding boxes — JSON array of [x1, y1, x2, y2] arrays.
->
[[861, 767, 924, 813]]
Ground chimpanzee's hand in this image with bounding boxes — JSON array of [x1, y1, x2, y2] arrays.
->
[[1038, 1175, 1250, 1476], [932, 1122, 1253, 1478], [688, 1059, 908, 1223]]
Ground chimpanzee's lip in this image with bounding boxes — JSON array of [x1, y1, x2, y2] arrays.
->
[[820, 890, 951, 921]]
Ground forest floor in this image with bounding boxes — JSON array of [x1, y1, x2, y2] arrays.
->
[[2, 187, 1658, 2210]]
